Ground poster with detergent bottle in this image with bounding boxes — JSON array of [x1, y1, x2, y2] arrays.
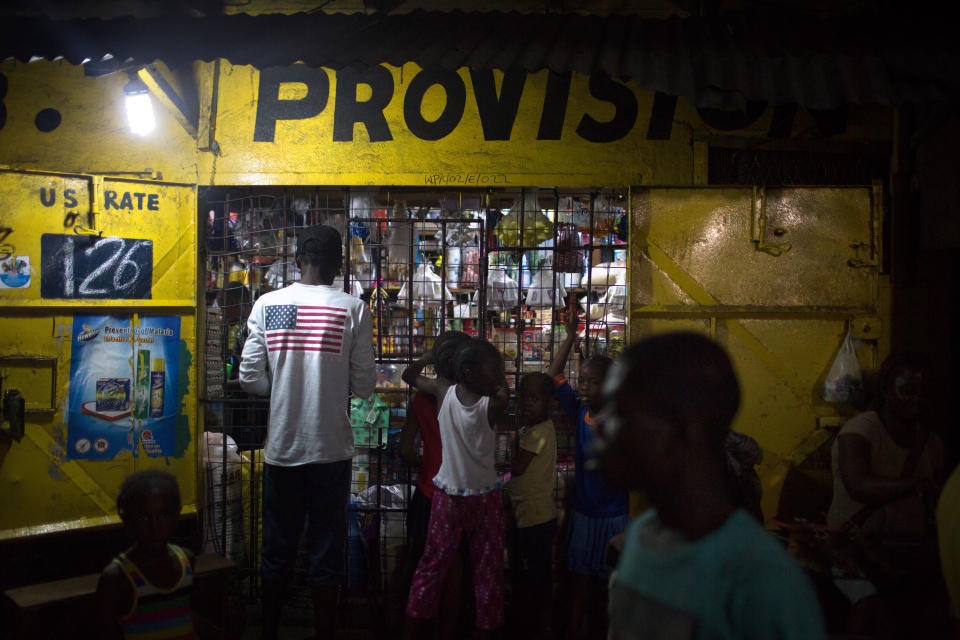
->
[[135, 315, 180, 457], [67, 315, 180, 460]]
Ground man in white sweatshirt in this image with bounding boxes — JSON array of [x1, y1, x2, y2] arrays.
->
[[240, 224, 376, 640]]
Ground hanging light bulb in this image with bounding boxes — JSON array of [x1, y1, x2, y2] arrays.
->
[[123, 74, 155, 136]]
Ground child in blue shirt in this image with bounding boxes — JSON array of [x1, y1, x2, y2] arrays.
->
[[547, 303, 629, 639]]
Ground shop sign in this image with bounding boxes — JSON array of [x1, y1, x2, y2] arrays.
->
[[0, 62, 888, 186]]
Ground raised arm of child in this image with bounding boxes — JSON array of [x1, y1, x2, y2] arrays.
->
[[547, 298, 580, 379], [399, 398, 422, 467], [487, 381, 510, 430], [402, 348, 453, 403]]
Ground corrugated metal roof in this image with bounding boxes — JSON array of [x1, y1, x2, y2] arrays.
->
[[1, 10, 957, 109]]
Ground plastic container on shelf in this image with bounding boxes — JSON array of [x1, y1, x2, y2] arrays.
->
[[489, 325, 518, 361], [376, 364, 404, 389]]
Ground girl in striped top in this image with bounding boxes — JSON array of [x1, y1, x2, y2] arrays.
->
[[96, 470, 196, 639]]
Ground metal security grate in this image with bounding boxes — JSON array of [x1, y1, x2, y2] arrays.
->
[[198, 185, 628, 634]]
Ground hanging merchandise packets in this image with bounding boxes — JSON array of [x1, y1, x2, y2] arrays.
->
[[555, 222, 585, 273], [350, 235, 375, 289], [495, 189, 554, 247], [483, 266, 519, 310], [397, 263, 454, 309], [386, 203, 413, 261]]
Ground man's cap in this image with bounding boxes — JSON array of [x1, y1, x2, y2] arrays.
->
[[296, 225, 342, 260]]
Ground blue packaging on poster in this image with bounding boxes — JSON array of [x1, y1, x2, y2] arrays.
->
[[96, 378, 130, 411]]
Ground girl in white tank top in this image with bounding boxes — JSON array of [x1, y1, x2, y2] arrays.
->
[[401, 337, 510, 633], [432, 385, 501, 495]]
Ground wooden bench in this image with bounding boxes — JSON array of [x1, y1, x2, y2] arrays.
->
[[2, 553, 235, 639]]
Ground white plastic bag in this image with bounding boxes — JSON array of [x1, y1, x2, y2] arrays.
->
[[332, 275, 364, 298], [485, 266, 519, 310], [525, 265, 567, 308], [416, 263, 453, 308], [202, 432, 244, 559], [823, 332, 862, 403], [398, 263, 453, 309], [386, 203, 414, 265], [602, 268, 627, 315], [581, 261, 624, 290], [349, 190, 377, 218]]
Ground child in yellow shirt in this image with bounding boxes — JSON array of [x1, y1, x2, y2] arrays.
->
[[507, 372, 558, 638]]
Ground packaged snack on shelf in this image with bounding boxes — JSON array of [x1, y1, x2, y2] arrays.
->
[[418, 224, 441, 253], [446, 245, 462, 285], [352, 452, 369, 492], [350, 394, 391, 448], [521, 329, 548, 361], [454, 302, 477, 318], [460, 247, 480, 287], [447, 242, 480, 289]]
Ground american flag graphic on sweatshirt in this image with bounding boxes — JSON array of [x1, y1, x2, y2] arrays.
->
[[265, 304, 346, 354]]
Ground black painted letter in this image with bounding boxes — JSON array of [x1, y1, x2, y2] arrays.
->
[[537, 71, 571, 140], [40, 188, 55, 207], [646, 92, 678, 140], [333, 66, 394, 142], [64, 189, 78, 208], [403, 69, 465, 141], [253, 65, 330, 142], [470, 68, 526, 141], [576, 73, 638, 143]]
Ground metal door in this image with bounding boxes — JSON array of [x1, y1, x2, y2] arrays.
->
[[630, 185, 885, 519], [0, 169, 198, 539]]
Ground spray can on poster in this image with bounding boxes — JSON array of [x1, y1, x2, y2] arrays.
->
[[149, 358, 165, 418], [134, 349, 151, 419]]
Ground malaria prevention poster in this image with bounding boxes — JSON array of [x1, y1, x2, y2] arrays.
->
[[66, 314, 180, 459]]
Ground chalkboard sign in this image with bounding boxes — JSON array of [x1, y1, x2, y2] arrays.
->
[[40, 234, 153, 299]]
